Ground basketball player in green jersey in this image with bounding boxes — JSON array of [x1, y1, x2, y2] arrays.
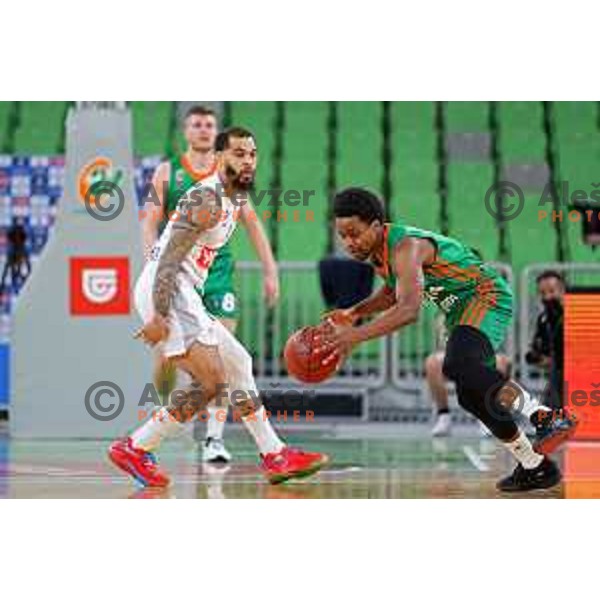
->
[[142, 105, 279, 463], [317, 187, 577, 492]]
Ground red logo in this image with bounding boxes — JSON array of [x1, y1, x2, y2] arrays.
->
[[193, 245, 217, 270], [70, 257, 130, 316]]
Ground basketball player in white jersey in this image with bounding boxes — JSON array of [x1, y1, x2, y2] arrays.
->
[[144, 105, 280, 464], [108, 127, 328, 486]]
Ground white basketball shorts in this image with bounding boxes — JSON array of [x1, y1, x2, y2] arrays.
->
[[134, 263, 258, 395]]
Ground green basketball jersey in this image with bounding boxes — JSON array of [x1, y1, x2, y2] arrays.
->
[[375, 222, 512, 317], [162, 154, 215, 224]]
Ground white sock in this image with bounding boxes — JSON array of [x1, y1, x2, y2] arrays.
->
[[206, 403, 227, 440], [504, 431, 544, 469], [130, 407, 187, 452], [242, 406, 285, 455], [510, 382, 551, 420]]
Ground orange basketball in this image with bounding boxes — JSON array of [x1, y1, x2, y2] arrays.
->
[[284, 324, 341, 383]]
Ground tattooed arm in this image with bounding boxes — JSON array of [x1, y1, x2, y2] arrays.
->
[[135, 188, 221, 346], [153, 187, 221, 315]]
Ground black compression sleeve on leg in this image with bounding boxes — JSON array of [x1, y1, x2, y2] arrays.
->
[[442, 326, 504, 389], [443, 325, 518, 441]]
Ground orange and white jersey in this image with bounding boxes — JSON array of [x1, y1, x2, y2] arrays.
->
[[149, 172, 239, 290]]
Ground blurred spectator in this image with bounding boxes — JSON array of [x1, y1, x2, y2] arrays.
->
[[0, 218, 31, 294], [319, 255, 374, 310], [525, 270, 565, 409]]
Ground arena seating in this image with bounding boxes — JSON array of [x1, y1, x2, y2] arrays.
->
[[13, 102, 69, 154], [497, 101, 546, 162], [444, 102, 500, 261], [390, 101, 439, 230], [0, 103, 14, 152], [279, 101, 328, 261], [446, 161, 498, 259], [496, 102, 558, 275], [336, 102, 383, 193], [550, 101, 599, 263], [0, 155, 64, 347], [131, 102, 174, 157], [507, 192, 560, 277], [2, 101, 599, 361], [445, 101, 489, 132]]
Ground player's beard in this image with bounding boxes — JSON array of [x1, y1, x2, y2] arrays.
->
[[225, 163, 255, 191]]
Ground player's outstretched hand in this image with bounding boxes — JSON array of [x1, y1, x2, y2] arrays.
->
[[263, 270, 280, 308], [313, 319, 356, 367], [134, 314, 169, 346]]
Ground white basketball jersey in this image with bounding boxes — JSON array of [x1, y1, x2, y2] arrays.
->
[[150, 172, 240, 290]]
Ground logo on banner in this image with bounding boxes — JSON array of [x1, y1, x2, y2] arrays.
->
[[70, 257, 130, 316], [77, 157, 125, 221], [82, 269, 118, 304], [78, 157, 123, 207]]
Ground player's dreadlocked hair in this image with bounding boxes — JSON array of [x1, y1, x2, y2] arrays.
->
[[333, 187, 386, 224]]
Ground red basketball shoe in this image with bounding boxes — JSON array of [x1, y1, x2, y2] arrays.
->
[[261, 446, 329, 484], [532, 409, 579, 455], [108, 437, 170, 488]]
